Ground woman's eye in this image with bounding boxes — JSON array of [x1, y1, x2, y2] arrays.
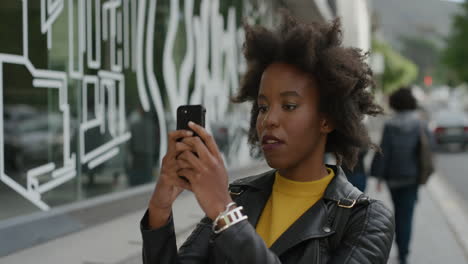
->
[[258, 105, 268, 113], [283, 104, 297, 111]]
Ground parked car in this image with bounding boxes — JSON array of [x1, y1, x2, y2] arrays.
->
[[430, 110, 468, 149], [3, 105, 39, 172], [4, 105, 38, 129], [5, 112, 76, 172]]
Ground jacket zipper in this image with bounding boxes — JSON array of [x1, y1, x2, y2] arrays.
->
[[316, 240, 321, 263]]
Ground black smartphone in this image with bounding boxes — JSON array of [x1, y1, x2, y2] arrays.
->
[[176, 105, 206, 182], [176, 105, 206, 136]]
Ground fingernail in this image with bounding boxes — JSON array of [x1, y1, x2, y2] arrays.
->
[[188, 121, 195, 126], [186, 131, 193, 136]]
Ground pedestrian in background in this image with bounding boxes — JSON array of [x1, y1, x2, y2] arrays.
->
[[342, 149, 368, 192], [127, 104, 157, 186], [140, 13, 395, 264], [371, 87, 431, 264]]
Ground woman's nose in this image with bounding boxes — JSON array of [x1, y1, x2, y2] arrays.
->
[[262, 108, 280, 129]]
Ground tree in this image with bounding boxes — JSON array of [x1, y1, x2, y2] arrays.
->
[[372, 39, 419, 94], [443, 1, 468, 85], [400, 36, 440, 83]]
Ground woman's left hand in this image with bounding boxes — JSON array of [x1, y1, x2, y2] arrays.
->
[[176, 121, 233, 220]]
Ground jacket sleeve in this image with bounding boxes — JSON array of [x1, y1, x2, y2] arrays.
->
[[371, 124, 391, 180], [328, 200, 395, 264], [141, 209, 283, 264], [140, 209, 212, 264], [213, 219, 282, 264]]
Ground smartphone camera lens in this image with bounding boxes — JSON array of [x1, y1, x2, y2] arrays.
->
[[184, 110, 188, 114]]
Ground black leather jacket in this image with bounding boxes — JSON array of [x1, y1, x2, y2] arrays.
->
[[140, 166, 395, 263]]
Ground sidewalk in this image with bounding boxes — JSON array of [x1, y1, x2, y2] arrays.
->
[[0, 163, 270, 264], [1, 163, 468, 263], [366, 115, 468, 263], [367, 176, 468, 264]]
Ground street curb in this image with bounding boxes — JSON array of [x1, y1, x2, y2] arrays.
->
[[0, 184, 155, 257], [426, 173, 468, 258]]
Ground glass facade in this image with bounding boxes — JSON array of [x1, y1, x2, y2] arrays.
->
[[0, 0, 278, 222]]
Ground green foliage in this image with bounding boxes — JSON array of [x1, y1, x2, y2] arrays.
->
[[443, 1, 468, 85], [400, 36, 440, 82], [372, 39, 419, 94]]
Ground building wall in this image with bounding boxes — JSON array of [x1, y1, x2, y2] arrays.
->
[[0, 0, 277, 221], [337, 0, 371, 52]]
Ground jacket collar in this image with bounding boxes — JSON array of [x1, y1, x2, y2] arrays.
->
[[323, 165, 361, 202], [231, 165, 358, 202], [230, 165, 360, 256]]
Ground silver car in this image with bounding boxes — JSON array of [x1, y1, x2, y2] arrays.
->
[[430, 110, 468, 149]]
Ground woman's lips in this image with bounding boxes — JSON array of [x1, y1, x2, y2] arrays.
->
[[262, 141, 284, 151], [261, 135, 284, 152]]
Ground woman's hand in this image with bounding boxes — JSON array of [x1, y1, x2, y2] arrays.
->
[[148, 130, 194, 229], [176, 122, 233, 220]]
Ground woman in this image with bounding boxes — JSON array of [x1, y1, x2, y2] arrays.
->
[[371, 87, 430, 264], [141, 14, 394, 264]]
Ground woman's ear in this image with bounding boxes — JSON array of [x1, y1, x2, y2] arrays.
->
[[320, 117, 335, 134]]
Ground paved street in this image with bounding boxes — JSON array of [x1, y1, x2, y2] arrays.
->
[[435, 150, 468, 209], [367, 177, 468, 264]]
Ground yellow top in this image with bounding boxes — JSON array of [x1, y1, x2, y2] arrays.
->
[[255, 168, 335, 248]]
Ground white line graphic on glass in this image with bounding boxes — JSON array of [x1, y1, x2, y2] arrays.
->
[[0, 0, 75, 211], [0, 0, 252, 211], [41, 0, 64, 50], [136, 0, 168, 161], [79, 71, 131, 171]]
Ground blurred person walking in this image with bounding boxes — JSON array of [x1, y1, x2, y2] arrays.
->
[[371, 87, 432, 264], [342, 149, 368, 192], [127, 105, 158, 186], [140, 14, 395, 264]]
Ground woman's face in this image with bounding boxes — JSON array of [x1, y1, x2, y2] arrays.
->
[[256, 63, 330, 170]]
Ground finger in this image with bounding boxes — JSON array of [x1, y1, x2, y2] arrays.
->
[[168, 130, 193, 145], [167, 130, 194, 156], [188, 122, 221, 158], [177, 151, 204, 172], [173, 176, 192, 191], [176, 158, 193, 169], [175, 141, 194, 156], [181, 136, 210, 160], [177, 168, 200, 183]]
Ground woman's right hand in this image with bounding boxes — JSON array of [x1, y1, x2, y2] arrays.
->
[[148, 130, 193, 229]]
